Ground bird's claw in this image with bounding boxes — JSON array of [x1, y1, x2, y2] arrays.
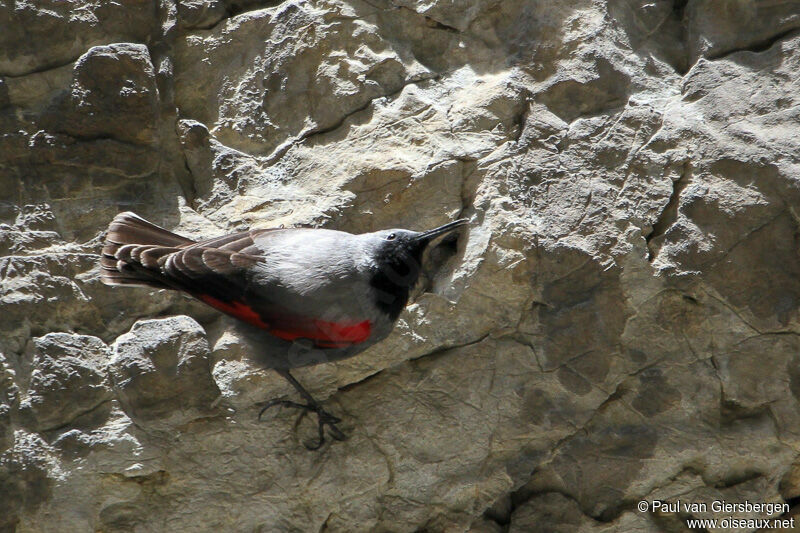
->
[[258, 399, 347, 450]]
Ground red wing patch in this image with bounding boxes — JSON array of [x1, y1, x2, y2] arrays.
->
[[318, 320, 371, 343], [197, 294, 270, 329], [270, 318, 372, 348], [196, 294, 371, 348]]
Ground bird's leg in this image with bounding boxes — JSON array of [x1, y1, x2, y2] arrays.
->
[[258, 367, 346, 450]]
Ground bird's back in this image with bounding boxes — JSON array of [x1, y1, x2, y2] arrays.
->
[[101, 213, 396, 368]]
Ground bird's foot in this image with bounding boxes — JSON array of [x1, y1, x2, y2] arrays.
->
[[258, 399, 347, 450]]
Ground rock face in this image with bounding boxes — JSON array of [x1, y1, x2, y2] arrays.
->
[[110, 316, 219, 427], [2, 0, 800, 531]]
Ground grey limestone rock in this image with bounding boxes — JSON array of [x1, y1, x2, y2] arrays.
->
[[52, 43, 161, 146], [2, 0, 800, 530], [110, 316, 220, 426], [20, 333, 112, 432]]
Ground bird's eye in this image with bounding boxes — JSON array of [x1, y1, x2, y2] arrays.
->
[[386, 233, 397, 241]]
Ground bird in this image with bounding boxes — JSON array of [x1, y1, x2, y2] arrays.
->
[[100, 211, 468, 448]]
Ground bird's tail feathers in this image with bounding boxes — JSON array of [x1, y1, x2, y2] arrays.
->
[[100, 212, 194, 288]]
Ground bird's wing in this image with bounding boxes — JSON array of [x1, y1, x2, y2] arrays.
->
[[111, 229, 263, 304], [106, 219, 370, 348], [177, 236, 372, 347]]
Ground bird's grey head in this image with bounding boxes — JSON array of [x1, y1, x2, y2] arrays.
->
[[365, 219, 468, 319]]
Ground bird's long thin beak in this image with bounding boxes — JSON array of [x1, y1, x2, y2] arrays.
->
[[416, 218, 469, 242]]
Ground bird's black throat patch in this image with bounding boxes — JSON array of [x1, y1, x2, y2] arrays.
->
[[369, 239, 426, 320], [369, 272, 410, 320]]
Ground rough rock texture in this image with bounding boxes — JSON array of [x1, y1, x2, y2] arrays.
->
[[110, 316, 219, 427], [2, 0, 800, 531]]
